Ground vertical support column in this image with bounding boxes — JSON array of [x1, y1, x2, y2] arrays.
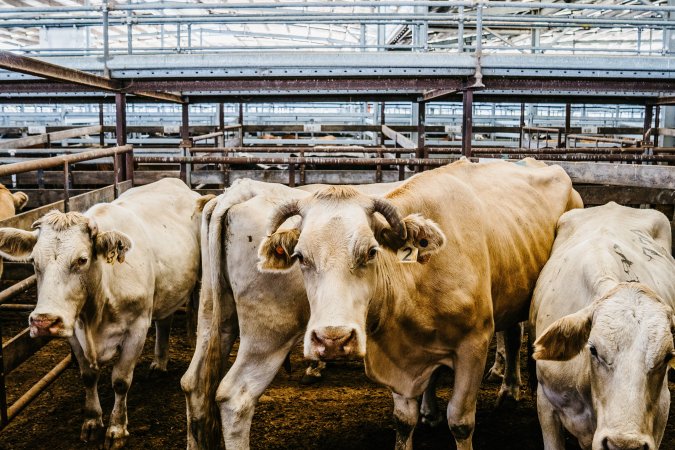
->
[[518, 102, 525, 148], [654, 106, 660, 148], [643, 104, 654, 144], [564, 102, 571, 148], [379, 101, 386, 146], [217, 102, 225, 147], [238, 102, 244, 127], [98, 102, 105, 148], [462, 90, 473, 157], [114, 93, 129, 190], [180, 102, 191, 185], [417, 102, 426, 171]]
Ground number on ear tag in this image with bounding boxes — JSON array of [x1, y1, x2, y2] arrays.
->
[[397, 245, 418, 263]]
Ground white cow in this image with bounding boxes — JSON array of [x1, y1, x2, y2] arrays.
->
[[531, 202, 675, 450], [0, 178, 201, 449]]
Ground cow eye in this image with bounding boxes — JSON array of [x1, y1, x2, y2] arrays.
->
[[367, 247, 378, 260], [293, 252, 305, 265], [589, 344, 598, 358], [76, 257, 88, 266]]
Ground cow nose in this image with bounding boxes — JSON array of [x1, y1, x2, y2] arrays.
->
[[601, 436, 651, 450], [311, 326, 357, 360], [29, 313, 64, 337]]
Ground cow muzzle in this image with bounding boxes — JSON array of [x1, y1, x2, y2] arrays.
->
[[599, 434, 653, 450], [309, 326, 359, 360], [29, 313, 66, 337]]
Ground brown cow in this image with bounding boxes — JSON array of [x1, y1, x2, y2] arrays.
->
[[257, 158, 582, 449]]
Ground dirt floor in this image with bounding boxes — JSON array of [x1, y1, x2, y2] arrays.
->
[[1, 304, 675, 450]]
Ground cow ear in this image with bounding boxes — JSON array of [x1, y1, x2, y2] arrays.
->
[[11, 192, 28, 212], [378, 213, 446, 263], [258, 229, 300, 272], [95, 230, 133, 264], [533, 304, 594, 361], [0, 228, 37, 261]]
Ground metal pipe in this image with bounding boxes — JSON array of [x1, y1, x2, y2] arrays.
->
[[6, 354, 72, 422], [134, 155, 458, 166], [0, 275, 36, 306], [0, 304, 36, 311], [0, 145, 132, 177]]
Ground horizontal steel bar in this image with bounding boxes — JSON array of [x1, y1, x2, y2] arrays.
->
[[6, 354, 72, 422], [0, 275, 35, 306], [0, 145, 132, 177], [134, 156, 458, 166]]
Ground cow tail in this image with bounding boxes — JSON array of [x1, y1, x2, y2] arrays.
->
[[201, 193, 240, 450], [526, 323, 538, 396]]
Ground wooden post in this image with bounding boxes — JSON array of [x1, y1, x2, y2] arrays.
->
[[462, 90, 473, 157]]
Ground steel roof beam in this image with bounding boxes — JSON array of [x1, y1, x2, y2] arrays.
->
[[0, 50, 184, 103]]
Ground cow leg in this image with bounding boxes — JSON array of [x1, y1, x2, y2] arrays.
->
[[216, 337, 299, 450], [485, 331, 505, 382], [70, 338, 104, 443], [105, 322, 148, 450], [392, 392, 419, 450], [300, 360, 326, 385], [446, 335, 489, 450], [419, 367, 443, 427], [496, 323, 523, 408], [150, 314, 174, 373], [536, 383, 565, 450]]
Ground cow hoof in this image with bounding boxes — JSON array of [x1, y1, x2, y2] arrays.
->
[[300, 373, 322, 386], [420, 411, 444, 428], [148, 362, 168, 378], [104, 426, 129, 449], [80, 418, 104, 442], [484, 366, 504, 383], [495, 387, 520, 411]]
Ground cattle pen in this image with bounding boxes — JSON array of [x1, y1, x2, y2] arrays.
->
[[0, 1, 673, 449]]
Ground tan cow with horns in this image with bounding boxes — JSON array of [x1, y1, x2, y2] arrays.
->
[[257, 158, 582, 450], [0, 178, 201, 449]]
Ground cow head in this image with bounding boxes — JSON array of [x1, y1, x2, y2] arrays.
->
[[0, 211, 132, 338], [534, 283, 674, 450], [258, 186, 445, 360]]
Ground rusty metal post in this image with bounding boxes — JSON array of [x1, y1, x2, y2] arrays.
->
[[238, 102, 244, 127], [564, 102, 571, 148], [115, 93, 127, 183], [0, 318, 7, 428], [98, 102, 105, 147], [643, 104, 654, 144], [654, 105, 660, 148], [180, 102, 190, 185], [299, 148, 306, 185], [379, 102, 386, 146], [63, 162, 70, 212], [519, 102, 525, 148], [462, 90, 473, 157], [288, 162, 296, 187], [417, 102, 426, 171]]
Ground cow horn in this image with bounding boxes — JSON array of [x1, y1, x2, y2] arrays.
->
[[372, 198, 405, 239], [267, 199, 302, 234]]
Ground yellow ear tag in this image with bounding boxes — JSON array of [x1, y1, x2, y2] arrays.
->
[[397, 244, 418, 264]]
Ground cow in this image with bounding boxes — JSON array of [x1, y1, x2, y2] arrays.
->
[[254, 158, 581, 450], [182, 177, 521, 449], [0, 183, 28, 278], [183, 158, 580, 449], [0, 178, 201, 449], [531, 202, 675, 450]]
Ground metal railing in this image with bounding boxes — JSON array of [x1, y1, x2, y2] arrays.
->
[[0, 1, 672, 57]]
